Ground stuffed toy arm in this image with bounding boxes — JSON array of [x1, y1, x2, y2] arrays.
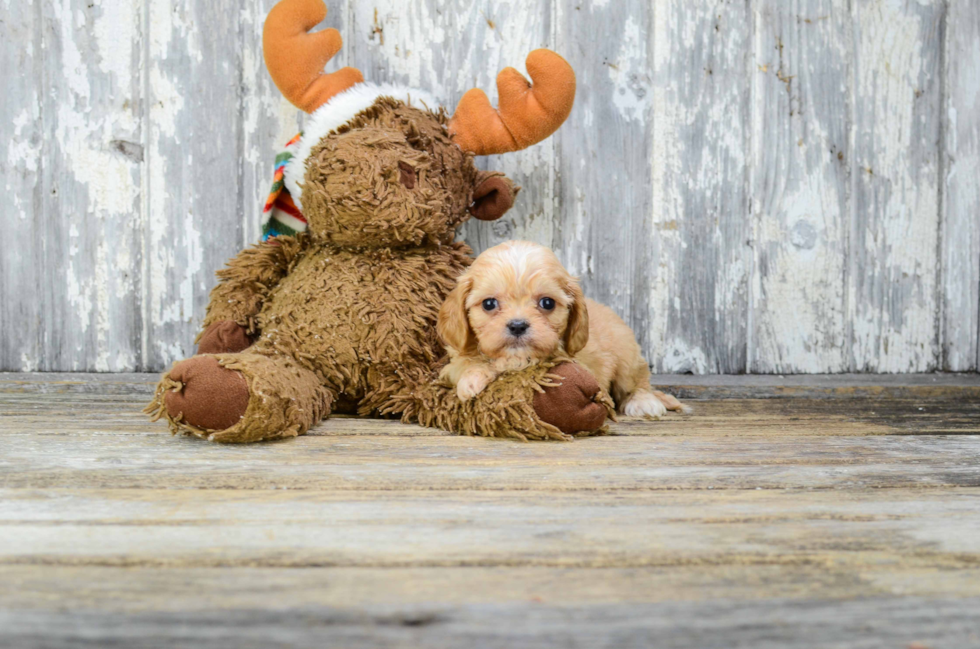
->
[[196, 237, 305, 353], [394, 359, 614, 441]]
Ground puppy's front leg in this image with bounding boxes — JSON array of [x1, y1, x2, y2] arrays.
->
[[457, 365, 499, 401]]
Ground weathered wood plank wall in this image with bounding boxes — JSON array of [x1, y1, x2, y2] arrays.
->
[[751, 0, 850, 374], [1, 0, 977, 374], [944, 0, 980, 372]]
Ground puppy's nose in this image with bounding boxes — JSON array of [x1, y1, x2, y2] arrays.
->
[[507, 319, 530, 336]]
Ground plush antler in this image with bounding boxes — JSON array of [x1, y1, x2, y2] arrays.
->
[[449, 49, 576, 156], [263, 0, 363, 113]]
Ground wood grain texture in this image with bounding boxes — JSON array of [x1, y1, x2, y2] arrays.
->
[[1, 374, 980, 647], [850, 0, 944, 372], [7, 431, 980, 491], [0, 0, 42, 372], [348, 0, 451, 96], [648, 0, 752, 373], [2, 597, 979, 649], [942, 0, 980, 371], [0, 0, 978, 373], [553, 1, 654, 361], [4, 394, 980, 436], [4, 487, 980, 567], [750, 0, 850, 373], [143, 0, 249, 369], [40, 0, 144, 372], [5, 565, 980, 612]]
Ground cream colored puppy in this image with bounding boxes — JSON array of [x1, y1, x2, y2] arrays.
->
[[437, 241, 684, 418]]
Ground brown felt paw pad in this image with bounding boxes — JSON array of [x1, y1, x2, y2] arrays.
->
[[533, 362, 608, 434], [164, 356, 250, 431], [197, 320, 253, 355]]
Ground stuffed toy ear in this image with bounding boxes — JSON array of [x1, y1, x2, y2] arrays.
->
[[437, 277, 478, 354], [562, 278, 590, 356], [469, 173, 519, 221]]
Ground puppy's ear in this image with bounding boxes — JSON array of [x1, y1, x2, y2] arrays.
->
[[469, 171, 520, 221], [562, 278, 590, 356], [438, 276, 477, 354]]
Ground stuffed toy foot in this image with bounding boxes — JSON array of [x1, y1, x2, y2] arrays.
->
[[146, 352, 332, 443], [532, 362, 611, 435]]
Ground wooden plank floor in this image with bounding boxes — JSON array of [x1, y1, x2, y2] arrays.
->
[[1, 373, 979, 648]]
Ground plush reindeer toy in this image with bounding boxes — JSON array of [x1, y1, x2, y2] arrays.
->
[[147, 0, 613, 442]]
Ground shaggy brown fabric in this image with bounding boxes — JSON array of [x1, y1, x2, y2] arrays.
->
[[197, 320, 253, 354], [303, 98, 476, 248], [532, 362, 612, 434], [390, 356, 614, 442], [149, 97, 607, 443], [159, 356, 251, 431], [197, 237, 305, 337]]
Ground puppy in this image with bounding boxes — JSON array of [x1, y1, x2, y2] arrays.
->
[[437, 241, 684, 418]]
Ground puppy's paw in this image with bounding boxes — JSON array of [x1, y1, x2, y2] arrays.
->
[[652, 389, 692, 414], [456, 368, 494, 401], [622, 391, 668, 419]]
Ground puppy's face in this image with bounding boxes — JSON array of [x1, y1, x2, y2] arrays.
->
[[438, 242, 589, 361]]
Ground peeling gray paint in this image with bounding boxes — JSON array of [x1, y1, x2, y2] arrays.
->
[[750, 0, 850, 373], [942, 0, 980, 371]]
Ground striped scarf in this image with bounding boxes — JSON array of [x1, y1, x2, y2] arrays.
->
[[261, 133, 308, 241]]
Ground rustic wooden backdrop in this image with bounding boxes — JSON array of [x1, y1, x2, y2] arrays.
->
[[1, 0, 977, 374]]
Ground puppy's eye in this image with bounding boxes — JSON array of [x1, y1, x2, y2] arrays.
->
[[538, 297, 556, 311], [482, 298, 498, 311]]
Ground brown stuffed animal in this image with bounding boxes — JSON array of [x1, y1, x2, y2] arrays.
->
[[146, 0, 613, 443]]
